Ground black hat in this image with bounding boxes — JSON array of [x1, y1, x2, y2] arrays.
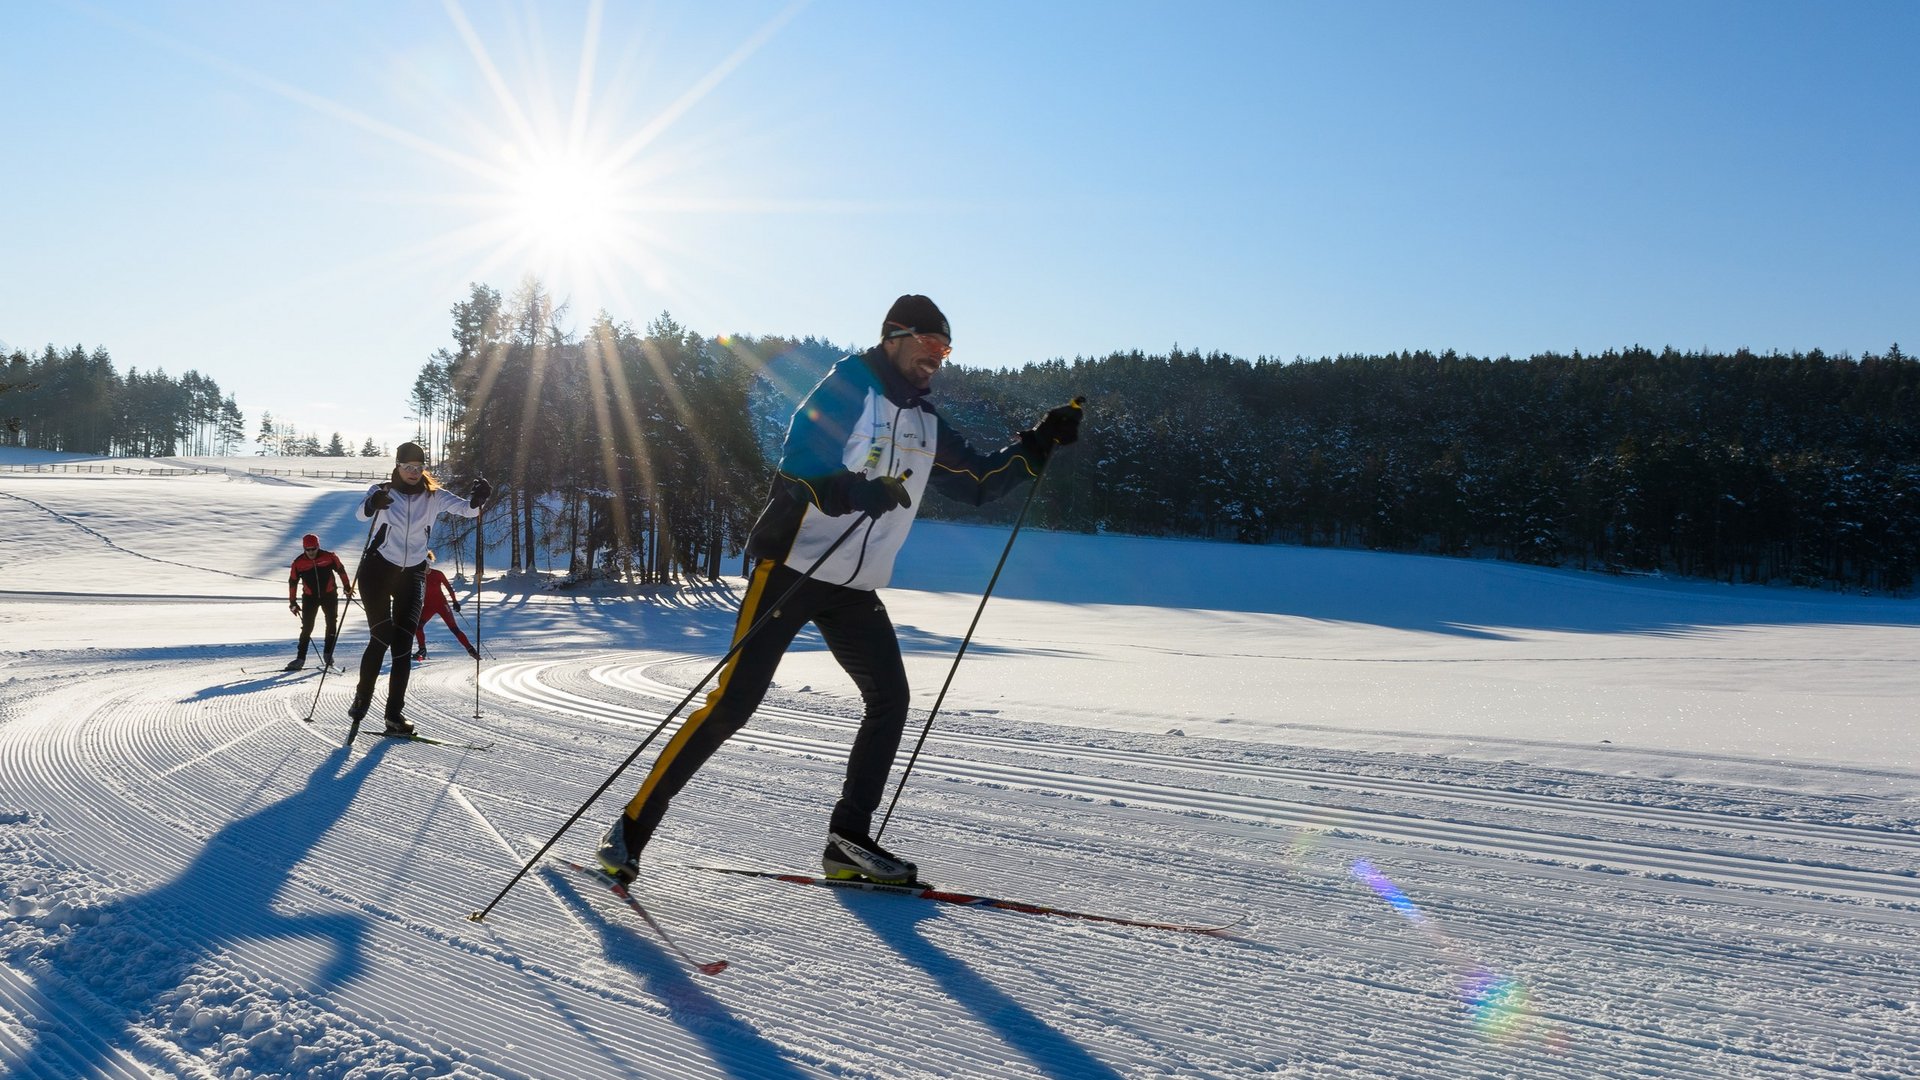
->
[[882, 294, 950, 343], [396, 441, 426, 464]]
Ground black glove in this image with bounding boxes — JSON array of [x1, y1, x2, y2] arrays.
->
[[1020, 400, 1083, 460], [289, 599, 300, 615], [847, 474, 912, 519], [469, 477, 492, 508], [453, 600, 463, 613], [364, 485, 394, 513]]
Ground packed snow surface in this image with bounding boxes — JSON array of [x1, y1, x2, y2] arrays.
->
[[2, 456, 1917, 1078]]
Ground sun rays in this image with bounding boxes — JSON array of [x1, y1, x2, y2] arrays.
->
[[81, 0, 814, 325]]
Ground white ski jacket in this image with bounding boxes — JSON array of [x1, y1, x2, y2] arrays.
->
[[356, 483, 480, 568], [747, 348, 1039, 591]]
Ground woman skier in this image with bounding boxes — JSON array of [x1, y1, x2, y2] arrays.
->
[[347, 442, 490, 735]]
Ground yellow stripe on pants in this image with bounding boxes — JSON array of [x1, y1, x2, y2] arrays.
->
[[621, 559, 776, 820]]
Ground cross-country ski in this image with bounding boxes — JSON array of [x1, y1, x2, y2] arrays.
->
[[544, 858, 729, 975], [696, 865, 1245, 935]]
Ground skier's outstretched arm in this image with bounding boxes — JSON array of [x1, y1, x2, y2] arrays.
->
[[929, 399, 1082, 506]]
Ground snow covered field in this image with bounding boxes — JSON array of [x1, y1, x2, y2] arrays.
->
[[2, 458, 1917, 1078]]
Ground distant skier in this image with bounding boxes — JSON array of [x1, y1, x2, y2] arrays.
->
[[348, 442, 490, 736], [596, 294, 1080, 887], [412, 551, 478, 662], [285, 533, 351, 671]]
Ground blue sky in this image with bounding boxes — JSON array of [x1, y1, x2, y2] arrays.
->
[[3, 1, 1915, 450]]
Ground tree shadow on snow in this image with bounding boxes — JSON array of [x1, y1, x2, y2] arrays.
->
[[840, 896, 1128, 1080], [4, 743, 385, 1079], [541, 869, 814, 1080], [446, 584, 1092, 665]]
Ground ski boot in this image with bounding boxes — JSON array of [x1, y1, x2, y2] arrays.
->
[[823, 832, 918, 885], [597, 816, 642, 885]]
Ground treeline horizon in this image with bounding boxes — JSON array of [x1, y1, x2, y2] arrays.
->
[[1, 344, 246, 457], [6, 299, 1913, 593], [0, 344, 389, 460], [720, 335, 1920, 595], [919, 341, 1918, 593]]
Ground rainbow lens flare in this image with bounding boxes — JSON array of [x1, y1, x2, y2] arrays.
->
[[1350, 860, 1426, 925], [1347, 859, 1560, 1051]]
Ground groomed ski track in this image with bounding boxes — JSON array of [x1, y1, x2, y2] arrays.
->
[[2, 647, 1917, 1078]]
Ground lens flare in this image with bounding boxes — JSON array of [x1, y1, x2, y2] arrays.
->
[[1462, 970, 1530, 1039], [1346, 859, 1562, 1051], [1350, 860, 1426, 925]]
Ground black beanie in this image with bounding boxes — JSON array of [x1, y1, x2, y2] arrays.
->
[[396, 441, 426, 464], [882, 294, 950, 342]]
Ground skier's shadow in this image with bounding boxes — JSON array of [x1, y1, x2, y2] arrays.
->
[[841, 896, 1128, 1080], [181, 672, 304, 701], [6, 743, 385, 1079], [546, 873, 813, 1079]]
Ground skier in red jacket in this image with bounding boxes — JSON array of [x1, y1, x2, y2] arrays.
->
[[413, 551, 478, 661], [286, 533, 352, 671]]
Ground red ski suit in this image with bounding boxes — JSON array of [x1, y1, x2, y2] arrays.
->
[[414, 567, 474, 657]]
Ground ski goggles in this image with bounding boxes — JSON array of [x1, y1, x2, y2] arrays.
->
[[885, 328, 951, 359]]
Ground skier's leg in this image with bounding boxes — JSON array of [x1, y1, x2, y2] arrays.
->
[[353, 557, 398, 714], [319, 594, 340, 666], [814, 591, 910, 839], [295, 596, 319, 662], [615, 561, 812, 852], [440, 608, 476, 654], [383, 563, 427, 720]]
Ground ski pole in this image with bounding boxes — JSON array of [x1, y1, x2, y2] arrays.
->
[[876, 402, 1082, 841], [473, 502, 484, 718], [306, 495, 383, 722], [468, 471, 906, 922], [447, 603, 495, 660]]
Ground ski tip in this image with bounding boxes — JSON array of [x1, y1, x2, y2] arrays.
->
[[695, 960, 729, 975]]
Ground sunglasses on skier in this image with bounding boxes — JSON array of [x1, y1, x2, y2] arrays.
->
[[885, 323, 951, 360]]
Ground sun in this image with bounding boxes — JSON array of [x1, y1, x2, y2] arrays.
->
[[186, 1, 810, 318], [502, 146, 627, 262]]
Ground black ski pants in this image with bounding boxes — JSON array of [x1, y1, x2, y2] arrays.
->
[[618, 559, 911, 853], [353, 553, 426, 719], [295, 593, 341, 663]]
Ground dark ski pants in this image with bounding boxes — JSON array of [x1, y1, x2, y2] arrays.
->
[[353, 553, 426, 719], [294, 593, 341, 663], [618, 559, 910, 854]]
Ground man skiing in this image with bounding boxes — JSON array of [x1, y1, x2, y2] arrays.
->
[[412, 551, 478, 661], [285, 533, 351, 671], [597, 294, 1080, 887], [348, 442, 490, 736]]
